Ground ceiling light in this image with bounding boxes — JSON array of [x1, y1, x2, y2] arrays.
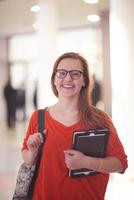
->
[[87, 14, 100, 22], [30, 5, 40, 13], [84, 0, 99, 4]]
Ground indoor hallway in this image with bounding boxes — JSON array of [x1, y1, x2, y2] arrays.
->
[[0, 122, 133, 200], [0, 122, 26, 200]]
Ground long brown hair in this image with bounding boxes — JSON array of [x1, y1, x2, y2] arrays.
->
[[51, 52, 107, 128]]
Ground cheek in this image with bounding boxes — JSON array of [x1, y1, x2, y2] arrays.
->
[[76, 82, 84, 91], [79, 79, 85, 88], [54, 77, 61, 89], [54, 76, 58, 86]]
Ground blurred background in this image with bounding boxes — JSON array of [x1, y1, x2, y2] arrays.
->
[[0, 0, 134, 199]]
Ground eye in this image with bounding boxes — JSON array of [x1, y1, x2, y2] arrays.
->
[[71, 70, 81, 79], [56, 70, 67, 79], [60, 71, 66, 76]]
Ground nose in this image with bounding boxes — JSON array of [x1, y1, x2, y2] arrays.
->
[[64, 72, 73, 81]]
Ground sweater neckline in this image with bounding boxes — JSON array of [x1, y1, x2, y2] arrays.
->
[[46, 109, 81, 130]]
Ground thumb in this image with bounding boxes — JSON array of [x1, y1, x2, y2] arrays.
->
[[43, 129, 47, 135], [64, 149, 78, 155]]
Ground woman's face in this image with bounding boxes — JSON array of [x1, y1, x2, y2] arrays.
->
[[54, 58, 85, 99]]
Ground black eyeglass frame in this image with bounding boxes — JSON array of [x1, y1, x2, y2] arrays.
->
[[55, 69, 83, 80]]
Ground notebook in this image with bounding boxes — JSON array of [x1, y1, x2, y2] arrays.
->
[[69, 128, 109, 178]]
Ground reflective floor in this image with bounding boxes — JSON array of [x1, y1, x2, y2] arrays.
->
[[0, 121, 133, 200]]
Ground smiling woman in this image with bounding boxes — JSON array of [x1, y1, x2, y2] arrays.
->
[[20, 52, 127, 200]]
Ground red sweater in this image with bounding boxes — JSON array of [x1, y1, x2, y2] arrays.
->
[[22, 110, 128, 200]]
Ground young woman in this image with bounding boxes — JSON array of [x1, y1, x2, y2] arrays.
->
[[22, 52, 128, 200]]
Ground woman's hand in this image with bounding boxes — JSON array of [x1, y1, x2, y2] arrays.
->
[[27, 132, 43, 153], [23, 130, 47, 165], [64, 149, 124, 173], [64, 149, 87, 170], [27, 130, 47, 153]]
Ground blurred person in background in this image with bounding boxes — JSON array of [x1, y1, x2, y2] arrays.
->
[[3, 77, 17, 129], [21, 52, 127, 200], [16, 82, 26, 122], [91, 74, 101, 107]]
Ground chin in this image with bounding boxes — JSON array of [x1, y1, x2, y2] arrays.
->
[[59, 91, 79, 98]]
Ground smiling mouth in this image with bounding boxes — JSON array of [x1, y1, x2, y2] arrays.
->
[[61, 84, 74, 89]]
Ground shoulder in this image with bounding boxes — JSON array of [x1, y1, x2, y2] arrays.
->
[[26, 109, 46, 134], [29, 108, 47, 124], [26, 110, 38, 131], [29, 109, 38, 121]]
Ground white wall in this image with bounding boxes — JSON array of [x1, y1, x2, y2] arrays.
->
[[110, 0, 134, 178]]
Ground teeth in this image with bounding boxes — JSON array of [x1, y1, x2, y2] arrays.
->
[[62, 84, 73, 88]]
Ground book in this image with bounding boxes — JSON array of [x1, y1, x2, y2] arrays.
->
[[69, 128, 109, 178]]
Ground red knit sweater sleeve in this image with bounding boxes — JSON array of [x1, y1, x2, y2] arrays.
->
[[103, 113, 128, 173], [22, 110, 38, 151]]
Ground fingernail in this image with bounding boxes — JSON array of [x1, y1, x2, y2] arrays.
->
[[43, 129, 47, 134]]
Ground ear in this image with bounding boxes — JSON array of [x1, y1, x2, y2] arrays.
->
[[82, 81, 85, 87]]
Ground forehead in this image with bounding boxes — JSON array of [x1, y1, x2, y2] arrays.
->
[[57, 58, 82, 71]]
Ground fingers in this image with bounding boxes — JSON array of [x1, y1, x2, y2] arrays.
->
[[39, 133, 44, 144], [64, 150, 75, 169], [27, 129, 48, 152], [64, 150, 84, 169], [64, 153, 71, 168], [65, 158, 71, 169], [43, 129, 47, 136], [27, 132, 43, 152]]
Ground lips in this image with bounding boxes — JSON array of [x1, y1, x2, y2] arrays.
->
[[61, 84, 74, 89]]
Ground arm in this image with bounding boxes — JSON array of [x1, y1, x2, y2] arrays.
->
[[64, 150, 123, 173], [84, 154, 123, 173], [64, 112, 127, 173], [22, 149, 38, 165]]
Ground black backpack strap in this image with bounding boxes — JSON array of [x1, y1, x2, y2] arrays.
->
[[38, 109, 45, 134], [27, 108, 46, 199]]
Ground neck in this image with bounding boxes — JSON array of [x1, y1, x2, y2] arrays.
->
[[55, 97, 79, 113]]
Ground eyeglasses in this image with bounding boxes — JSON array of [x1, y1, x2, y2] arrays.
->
[[55, 69, 83, 80]]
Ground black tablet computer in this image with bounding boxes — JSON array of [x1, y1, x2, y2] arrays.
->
[[69, 128, 109, 178]]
